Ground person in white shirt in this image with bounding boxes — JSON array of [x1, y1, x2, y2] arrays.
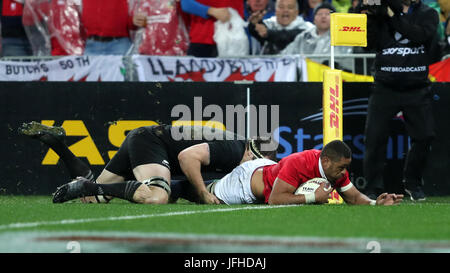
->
[[249, 0, 314, 54], [282, 2, 353, 69]]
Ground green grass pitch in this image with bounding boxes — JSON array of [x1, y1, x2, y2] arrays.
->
[[0, 195, 449, 253]]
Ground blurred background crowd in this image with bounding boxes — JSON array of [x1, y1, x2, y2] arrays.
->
[[0, 0, 448, 61], [1, 0, 450, 75]]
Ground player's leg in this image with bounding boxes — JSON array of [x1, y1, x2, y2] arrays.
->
[[53, 175, 141, 204], [18, 121, 94, 181], [54, 127, 173, 204], [78, 125, 139, 203], [54, 158, 131, 204], [53, 165, 171, 204], [131, 163, 171, 204], [79, 168, 126, 203], [114, 126, 173, 204]]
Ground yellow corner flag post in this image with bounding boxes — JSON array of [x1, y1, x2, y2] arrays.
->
[[324, 13, 367, 204], [323, 70, 343, 146]]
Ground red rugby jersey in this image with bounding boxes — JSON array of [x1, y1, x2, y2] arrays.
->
[[262, 150, 351, 203]]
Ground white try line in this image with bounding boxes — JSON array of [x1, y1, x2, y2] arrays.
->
[[0, 205, 295, 231]]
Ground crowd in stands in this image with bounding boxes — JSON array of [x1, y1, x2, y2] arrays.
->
[[1, 0, 449, 62]]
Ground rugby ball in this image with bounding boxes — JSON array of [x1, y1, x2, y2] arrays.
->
[[294, 178, 331, 195]]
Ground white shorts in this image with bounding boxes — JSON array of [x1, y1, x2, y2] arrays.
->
[[212, 158, 276, 205]]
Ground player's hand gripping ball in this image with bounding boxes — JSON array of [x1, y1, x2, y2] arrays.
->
[[294, 178, 343, 204]]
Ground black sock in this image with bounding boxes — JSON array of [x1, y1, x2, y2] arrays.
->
[[89, 181, 143, 203], [39, 134, 93, 179]]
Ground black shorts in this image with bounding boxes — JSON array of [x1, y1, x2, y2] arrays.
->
[[105, 127, 171, 180]]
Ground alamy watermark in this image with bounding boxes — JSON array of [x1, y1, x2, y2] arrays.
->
[[170, 97, 279, 151]]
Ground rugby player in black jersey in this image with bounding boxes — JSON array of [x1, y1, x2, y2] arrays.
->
[[19, 122, 276, 204]]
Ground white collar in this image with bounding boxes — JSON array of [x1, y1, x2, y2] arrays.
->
[[318, 157, 327, 180]]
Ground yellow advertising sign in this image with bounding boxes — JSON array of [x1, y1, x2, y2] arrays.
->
[[330, 13, 367, 47], [323, 70, 344, 204], [323, 69, 343, 145]]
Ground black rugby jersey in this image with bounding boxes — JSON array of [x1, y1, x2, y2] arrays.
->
[[144, 124, 246, 175]]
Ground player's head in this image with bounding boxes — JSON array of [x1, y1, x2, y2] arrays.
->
[[241, 137, 278, 164], [320, 140, 352, 184]]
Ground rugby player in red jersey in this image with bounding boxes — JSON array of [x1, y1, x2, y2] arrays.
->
[[209, 140, 404, 206]]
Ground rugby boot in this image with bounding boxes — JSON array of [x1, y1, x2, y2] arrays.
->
[[18, 121, 66, 140], [53, 177, 93, 203]]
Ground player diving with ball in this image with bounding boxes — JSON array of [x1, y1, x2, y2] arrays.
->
[[208, 139, 404, 205]]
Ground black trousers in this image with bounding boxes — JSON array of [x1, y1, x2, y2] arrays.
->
[[363, 83, 435, 193]]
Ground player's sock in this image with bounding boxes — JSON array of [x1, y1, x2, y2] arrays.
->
[[40, 134, 94, 180], [92, 181, 143, 203], [53, 179, 142, 203]]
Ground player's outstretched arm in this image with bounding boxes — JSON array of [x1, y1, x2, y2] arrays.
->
[[341, 186, 403, 205], [178, 143, 220, 204]]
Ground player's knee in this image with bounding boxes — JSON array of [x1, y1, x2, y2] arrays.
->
[[133, 189, 168, 204], [141, 176, 171, 204], [142, 193, 169, 204]]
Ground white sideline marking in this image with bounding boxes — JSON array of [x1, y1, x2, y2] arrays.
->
[[0, 205, 295, 231]]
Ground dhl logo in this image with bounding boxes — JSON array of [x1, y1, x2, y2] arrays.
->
[[40, 120, 225, 165], [339, 26, 365, 32], [329, 75, 340, 137]]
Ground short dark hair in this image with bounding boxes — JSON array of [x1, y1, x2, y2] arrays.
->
[[320, 140, 352, 162], [246, 137, 278, 161], [313, 2, 336, 16]]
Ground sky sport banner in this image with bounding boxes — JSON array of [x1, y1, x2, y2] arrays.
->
[[0, 55, 125, 81], [132, 55, 299, 82]]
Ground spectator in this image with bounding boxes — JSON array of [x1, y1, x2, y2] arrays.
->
[[301, 0, 323, 23], [444, 15, 450, 56], [245, 0, 275, 54], [23, 0, 85, 56], [81, 0, 137, 55], [129, 0, 189, 56], [1, 0, 32, 57], [362, 0, 439, 201], [22, 0, 49, 56], [180, 0, 244, 58], [438, 0, 449, 23], [282, 2, 352, 68], [249, 0, 313, 55], [348, 0, 361, 13]]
